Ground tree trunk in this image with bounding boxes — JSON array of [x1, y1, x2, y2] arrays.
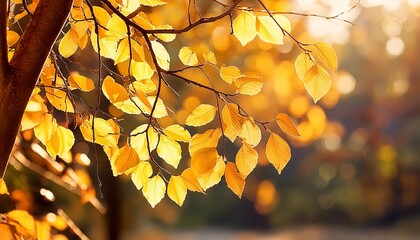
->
[[0, 0, 74, 178]]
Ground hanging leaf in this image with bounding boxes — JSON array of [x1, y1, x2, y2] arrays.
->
[[220, 65, 244, 84], [151, 41, 170, 70], [167, 176, 187, 206], [131, 161, 153, 190], [185, 104, 217, 127], [313, 42, 338, 72], [197, 156, 226, 191], [236, 143, 258, 177], [6, 210, 37, 239], [142, 175, 166, 208], [157, 135, 182, 168], [303, 64, 332, 103], [266, 133, 291, 174], [102, 76, 129, 104], [233, 11, 257, 46], [181, 168, 204, 192], [80, 116, 119, 148], [58, 28, 79, 58], [130, 124, 159, 160], [179, 47, 199, 66], [203, 51, 217, 64], [190, 147, 219, 175], [256, 15, 291, 45], [110, 145, 140, 176], [46, 126, 75, 158], [221, 103, 244, 142], [294, 52, 315, 81], [238, 118, 261, 147], [234, 77, 264, 96], [46, 88, 75, 113], [68, 72, 95, 92], [189, 128, 222, 156], [225, 162, 245, 198], [276, 113, 300, 136], [163, 124, 191, 142]]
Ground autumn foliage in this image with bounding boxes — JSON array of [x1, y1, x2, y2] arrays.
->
[[0, 0, 356, 238]]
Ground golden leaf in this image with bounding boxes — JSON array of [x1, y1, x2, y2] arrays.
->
[[185, 104, 217, 127], [80, 116, 119, 148], [110, 145, 140, 176], [130, 124, 159, 160], [58, 28, 79, 58], [68, 72, 95, 92], [140, 0, 166, 6], [203, 51, 217, 64], [233, 11, 257, 46], [131, 60, 155, 80], [238, 118, 261, 147], [189, 128, 222, 156], [155, 25, 176, 42], [236, 143, 258, 177], [151, 41, 170, 70], [304, 64, 332, 103], [131, 161, 153, 190], [225, 162, 245, 198], [7, 30, 19, 46], [46, 126, 75, 158], [46, 88, 75, 113], [197, 156, 226, 191], [266, 133, 291, 174], [164, 124, 191, 142], [181, 168, 204, 192], [313, 42, 338, 71], [179, 46, 199, 66], [276, 113, 300, 136], [167, 175, 187, 206], [190, 147, 219, 175], [256, 15, 291, 45], [6, 210, 36, 238], [102, 76, 129, 104], [157, 135, 182, 168], [294, 52, 315, 81], [33, 113, 55, 145], [142, 175, 166, 208], [221, 103, 244, 142], [234, 77, 264, 96], [0, 179, 9, 195], [114, 37, 131, 64], [220, 65, 244, 84]]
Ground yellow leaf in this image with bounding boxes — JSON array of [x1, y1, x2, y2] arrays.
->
[[197, 156, 225, 191], [0, 179, 9, 195], [90, 30, 118, 59], [80, 116, 119, 148], [234, 77, 263, 96], [304, 64, 332, 103], [107, 119, 120, 144], [238, 118, 261, 147], [0, 224, 13, 240], [130, 124, 158, 160], [276, 113, 300, 136], [129, 79, 156, 93], [233, 11, 257, 46], [189, 128, 222, 156], [155, 24, 176, 42], [190, 147, 219, 175], [142, 175, 166, 208], [236, 143, 258, 177], [46, 88, 75, 113], [167, 175, 187, 206], [114, 37, 131, 64], [220, 65, 243, 84], [46, 126, 75, 158], [6, 210, 36, 238], [131, 161, 153, 190], [33, 113, 55, 145], [110, 145, 140, 176], [136, 89, 153, 109], [131, 60, 155, 80], [179, 46, 199, 66], [164, 124, 191, 142], [36, 221, 51, 240], [107, 13, 127, 40], [203, 51, 217, 64], [21, 94, 48, 131], [92, 6, 110, 26], [185, 104, 217, 127], [140, 0, 166, 6], [294, 52, 315, 81], [68, 72, 95, 91], [225, 162, 245, 198], [131, 41, 145, 62], [256, 15, 291, 45], [102, 76, 129, 103], [181, 168, 204, 192], [157, 135, 181, 168], [59, 28, 79, 58], [151, 41, 170, 70], [221, 103, 244, 142], [313, 42, 338, 71], [7, 30, 19, 46], [266, 133, 291, 174]]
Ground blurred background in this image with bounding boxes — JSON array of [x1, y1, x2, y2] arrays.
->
[[2, 0, 420, 239]]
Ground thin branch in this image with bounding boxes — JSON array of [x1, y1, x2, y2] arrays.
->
[[57, 209, 89, 240]]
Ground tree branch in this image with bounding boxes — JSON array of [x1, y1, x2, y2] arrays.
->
[[0, 0, 9, 79], [0, 0, 74, 178]]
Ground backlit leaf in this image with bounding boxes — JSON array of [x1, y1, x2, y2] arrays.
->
[[189, 128, 222, 156], [221, 103, 244, 142], [234, 77, 263, 96], [313, 42, 338, 71], [233, 11, 257, 46], [7, 30, 19, 46], [157, 135, 181, 168], [114, 37, 131, 64], [151, 41, 170, 70], [197, 156, 225, 191], [33, 113, 55, 145], [46, 126, 75, 158], [185, 104, 217, 127], [102, 76, 129, 103], [238, 118, 261, 147], [6, 210, 36, 238], [58, 28, 79, 58], [190, 147, 219, 175], [0, 179, 9, 195], [131, 124, 159, 160], [225, 162, 245, 198], [143, 175, 166, 208], [167, 175, 187, 206], [295, 52, 315, 81], [179, 46, 199, 66], [131, 161, 153, 190], [131, 60, 155, 80], [181, 168, 204, 192], [68, 72, 95, 92], [164, 124, 191, 142], [203, 51, 217, 64], [155, 25, 176, 42], [80, 116, 119, 148], [304, 64, 332, 103], [266, 133, 291, 174], [46, 88, 75, 113], [236, 143, 258, 177], [220, 65, 243, 84], [256, 15, 291, 45], [110, 145, 140, 176], [276, 113, 300, 136]]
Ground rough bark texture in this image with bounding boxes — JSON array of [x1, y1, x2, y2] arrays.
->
[[0, 0, 74, 178]]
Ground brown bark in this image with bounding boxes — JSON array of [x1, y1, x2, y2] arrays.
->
[[0, 0, 74, 178]]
